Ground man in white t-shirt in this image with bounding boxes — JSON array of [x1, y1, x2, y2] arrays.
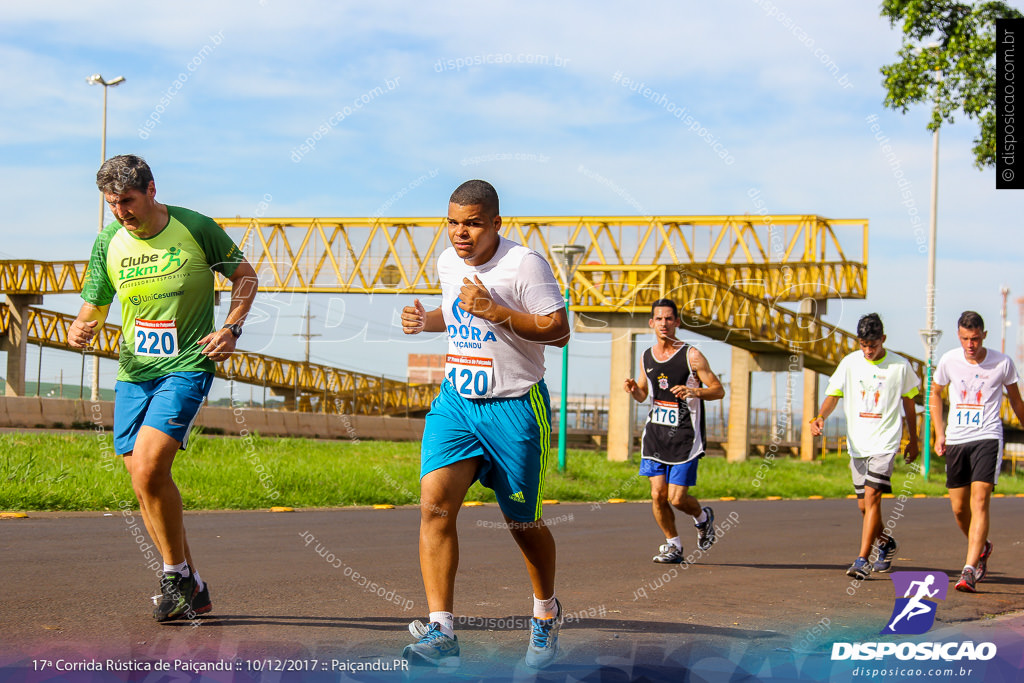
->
[[399, 180, 569, 669], [810, 313, 919, 580], [931, 311, 1024, 593]]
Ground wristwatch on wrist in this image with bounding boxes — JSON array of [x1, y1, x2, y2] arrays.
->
[[222, 322, 243, 338]]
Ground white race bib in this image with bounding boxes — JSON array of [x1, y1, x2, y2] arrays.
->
[[953, 404, 983, 428], [651, 399, 679, 427], [445, 354, 493, 399], [134, 319, 179, 357]]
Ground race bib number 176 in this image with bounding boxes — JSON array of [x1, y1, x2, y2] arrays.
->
[[652, 399, 679, 427]]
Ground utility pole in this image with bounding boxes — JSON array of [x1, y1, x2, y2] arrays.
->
[[291, 300, 321, 410], [292, 300, 320, 365]]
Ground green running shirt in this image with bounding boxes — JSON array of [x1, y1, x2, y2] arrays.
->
[[81, 206, 244, 382]]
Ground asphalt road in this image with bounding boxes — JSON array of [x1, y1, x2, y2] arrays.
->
[[2, 498, 1023, 682]]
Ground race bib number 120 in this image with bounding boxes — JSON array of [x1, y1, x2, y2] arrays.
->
[[445, 354, 493, 398], [134, 319, 179, 357]]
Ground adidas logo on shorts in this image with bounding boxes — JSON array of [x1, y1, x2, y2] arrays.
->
[[509, 491, 526, 503]]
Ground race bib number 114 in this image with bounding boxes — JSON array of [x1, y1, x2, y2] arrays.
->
[[953, 404, 982, 428]]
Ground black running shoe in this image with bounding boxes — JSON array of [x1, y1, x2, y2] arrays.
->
[[153, 571, 199, 622], [191, 582, 212, 616], [955, 567, 977, 593], [976, 541, 993, 582], [695, 506, 716, 550]]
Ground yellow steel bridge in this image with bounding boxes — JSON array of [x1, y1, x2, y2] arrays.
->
[[0, 215, 1016, 427]]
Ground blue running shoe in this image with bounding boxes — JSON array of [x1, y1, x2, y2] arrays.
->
[[402, 622, 460, 667], [846, 557, 871, 580], [525, 599, 562, 669], [872, 536, 899, 573]]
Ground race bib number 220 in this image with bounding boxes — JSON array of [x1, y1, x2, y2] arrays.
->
[[134, 319, 179, 357]]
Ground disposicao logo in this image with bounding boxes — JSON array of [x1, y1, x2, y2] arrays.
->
[[831, 570, 996, 663], [882, 571, 947, 635]]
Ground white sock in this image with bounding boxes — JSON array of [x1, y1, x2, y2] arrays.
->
[[667, 536, 682, 550], [164, 561, 189, 577], [429, 611, 455, 637], [694, 510, 708, 525], [533, 594, 558, 620], [192, 571, 205, 591], [964, 564, 977, 574]]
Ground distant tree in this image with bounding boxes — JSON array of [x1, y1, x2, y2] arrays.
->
[[880, 0, 1023, 168]]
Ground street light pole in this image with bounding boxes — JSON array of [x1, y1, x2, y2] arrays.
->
[[86, 74, 125, 402], [918, 49, 941, 481], [1000, 286, 1010, 354], [551, 244, 585, 473]]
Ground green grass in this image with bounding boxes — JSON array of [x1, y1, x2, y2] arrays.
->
[[2, 432, 1023, 511]]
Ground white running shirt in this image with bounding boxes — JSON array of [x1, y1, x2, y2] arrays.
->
[[933, 347, 1019, 445], [825, 350, 919, 458], [438, 236, 564, 399]]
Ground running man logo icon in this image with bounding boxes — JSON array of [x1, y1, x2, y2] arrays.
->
[[880, 571, 948, 635]]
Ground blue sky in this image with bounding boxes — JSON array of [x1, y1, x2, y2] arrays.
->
[[2, 0, 1022, 407]]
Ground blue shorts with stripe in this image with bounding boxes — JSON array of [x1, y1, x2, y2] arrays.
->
[[421, 380, 552, 523], [114, 371, 213, 455]]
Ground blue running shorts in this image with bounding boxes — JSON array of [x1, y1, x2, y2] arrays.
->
[[114, 371, 214, 455], [639, 457, 700, 487], [421, 380, 552, 523]]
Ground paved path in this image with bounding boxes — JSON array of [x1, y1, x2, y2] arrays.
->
[[2, 498, 1023, 681]]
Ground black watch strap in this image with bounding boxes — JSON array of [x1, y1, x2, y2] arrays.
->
[[223, 323, 242, 338]]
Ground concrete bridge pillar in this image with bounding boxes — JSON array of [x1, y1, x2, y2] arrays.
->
[[799, 299, 827, 461], [801, 366, 820, 461], [726, 349, 796, 462], [574, 312, 648, 462], [726, 348, 752, 462], [3, 294, 42, 397]]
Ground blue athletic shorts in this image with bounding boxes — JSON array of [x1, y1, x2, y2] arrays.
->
[[639, 457, 700, 487], [114, 371, 214, 455], [421, 380, 552, 523]]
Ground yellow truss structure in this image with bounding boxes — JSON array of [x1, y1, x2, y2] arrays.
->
[[1, 215, 1015, 427], [0, 215, 868, 300], [0, 303, 437, 416]]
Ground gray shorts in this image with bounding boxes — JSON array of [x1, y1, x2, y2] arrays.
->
[[849, 453, 896, 498]]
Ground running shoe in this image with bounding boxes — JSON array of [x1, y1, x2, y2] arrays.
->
[[153, 571, 199, 622], [402, 622, 460, 667], [652, 543, 684, 564], [191, 582, 212, 616], [408, 619, 429, 638], [525, 599, 562, 669], [872, 536, 899, 573], [695, 506, 716, 550], [955, 567, 977, 593], [846, 557, 871, 580], [976, 540, 993, 582]]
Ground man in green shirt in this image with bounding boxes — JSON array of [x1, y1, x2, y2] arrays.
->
[[69, 155, 258, 622]]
